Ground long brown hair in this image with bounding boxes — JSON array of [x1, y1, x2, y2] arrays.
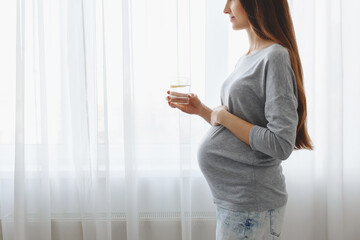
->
[[240, 0, 313, 150]]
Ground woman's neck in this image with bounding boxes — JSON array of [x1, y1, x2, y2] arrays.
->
[[245, 27, 275, 56]]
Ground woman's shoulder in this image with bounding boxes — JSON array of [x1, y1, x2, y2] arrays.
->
[[236, 43, 291, 70], [263, 43, 291, 64], [240, 43, 290, 63]]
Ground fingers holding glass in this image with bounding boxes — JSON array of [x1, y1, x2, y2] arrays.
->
[[167, 90, 190, 104], [168, 95, 189, 104]]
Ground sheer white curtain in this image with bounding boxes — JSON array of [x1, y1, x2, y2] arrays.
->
[[0, 0, 360, 240], [0, 0, 215, 240], [279, 0, 360, 239]]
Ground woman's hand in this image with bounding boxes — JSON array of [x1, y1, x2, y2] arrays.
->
[[210, 105, 228, 126], [167, 91, 203, 115]]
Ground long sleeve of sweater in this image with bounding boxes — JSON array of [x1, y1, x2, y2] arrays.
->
[[249, 50, 298, 160]]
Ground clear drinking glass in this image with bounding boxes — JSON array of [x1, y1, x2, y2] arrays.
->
[[169, 76, 191, 104]]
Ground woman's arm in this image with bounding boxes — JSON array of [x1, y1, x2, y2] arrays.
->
[[168, 91, 254, 144], [168, 93, 213, 125], [212, 97, 297, 160], [197, 103, 212, 125], [212, 107, 254, 145]]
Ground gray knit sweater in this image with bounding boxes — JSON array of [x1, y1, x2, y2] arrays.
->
[[197, 43, 298, 212]]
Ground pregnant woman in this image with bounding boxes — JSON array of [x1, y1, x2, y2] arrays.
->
[[167, 0, 313, 239]]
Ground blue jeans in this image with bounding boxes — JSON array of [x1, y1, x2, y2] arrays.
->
[[216, 205, 286, 240]]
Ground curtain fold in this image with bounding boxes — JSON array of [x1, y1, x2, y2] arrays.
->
[[312, 0, 344, 237], [342, 1, 360, 239], [14, 0, 25, 238], [121, 0, 139, 238]]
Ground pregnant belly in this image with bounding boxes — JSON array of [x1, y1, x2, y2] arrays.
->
[[197, 126, 253, 184]]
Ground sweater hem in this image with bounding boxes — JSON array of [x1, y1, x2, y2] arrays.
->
[[213, 197, 287, 213]]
